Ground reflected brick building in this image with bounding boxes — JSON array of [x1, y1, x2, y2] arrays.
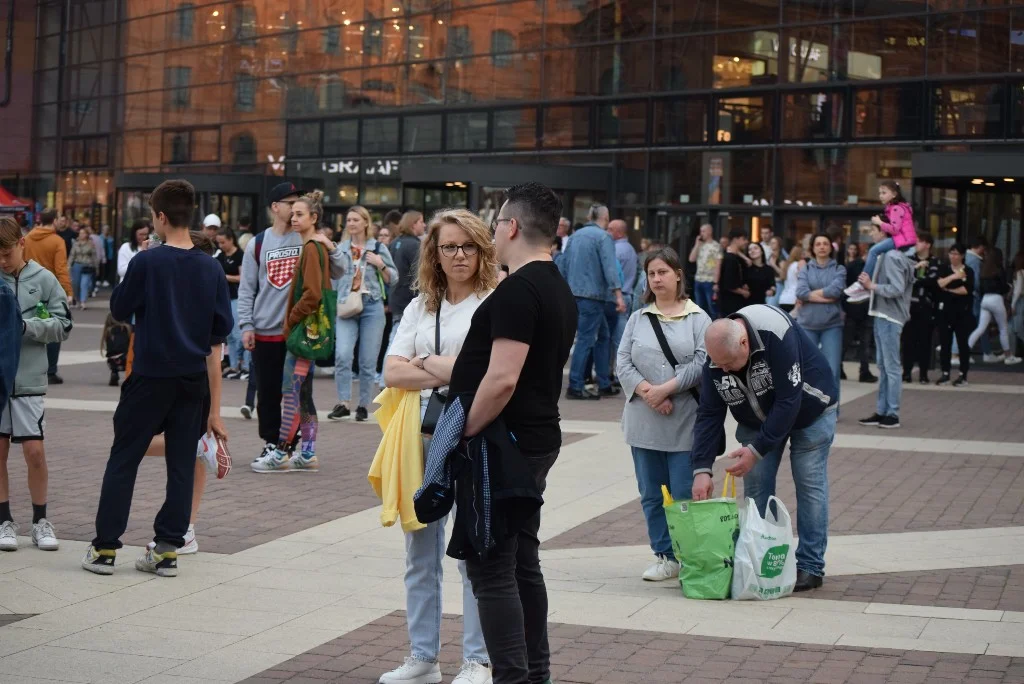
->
[[1, 0, 1022, 260]]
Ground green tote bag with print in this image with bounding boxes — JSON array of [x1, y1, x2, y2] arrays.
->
[[286, 242, 336, 361]]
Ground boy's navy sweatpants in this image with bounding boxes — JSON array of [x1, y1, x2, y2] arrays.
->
[[92, 372, 207, 550]]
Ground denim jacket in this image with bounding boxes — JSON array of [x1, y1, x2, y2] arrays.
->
[[557, 224, 622, 301], [334, 238, 398, 305]]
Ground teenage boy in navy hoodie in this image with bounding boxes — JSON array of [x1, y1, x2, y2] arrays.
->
[[83, 180, 232, 577]]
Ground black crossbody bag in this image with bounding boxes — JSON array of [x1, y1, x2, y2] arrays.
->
[[420, 305, 447, 435]]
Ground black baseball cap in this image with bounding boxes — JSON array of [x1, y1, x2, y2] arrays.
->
[[268, 181, 302, 205]]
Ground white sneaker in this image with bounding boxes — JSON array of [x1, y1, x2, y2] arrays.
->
[[288, 452, 319, 472], [452, 661, 492, 684], [983, 353, 1005, 364], [846, 290, 870, 304], [31, 519, 59, 550], [379, 657, 441, 684], [251, 448, 291, 473], [240, 404, 254, 420], [1004, 355, 1022, 365], [951, 357, 960, 367], [0, 520, 18, 551], [252, 442, 275, 464], [180, 525, 198, 554], [843, 281, 866, 298], [642, 557, 681, 581]]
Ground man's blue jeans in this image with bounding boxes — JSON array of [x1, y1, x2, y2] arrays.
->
[[873, 317, 903, 417], [694, 280, 717, 318], [738, 405, 837, 577], [631, 447, 693, 561], [569, 297, 611, 391]]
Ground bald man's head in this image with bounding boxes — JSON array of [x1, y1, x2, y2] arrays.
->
[[705, 318, 750, 372], [608, 219, 627, 239]]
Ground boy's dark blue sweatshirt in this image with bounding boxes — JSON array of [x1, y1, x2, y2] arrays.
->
[[111, 243, 233, 378]]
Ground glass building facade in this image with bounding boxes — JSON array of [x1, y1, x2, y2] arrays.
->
[[8, 0, 1024, 259]]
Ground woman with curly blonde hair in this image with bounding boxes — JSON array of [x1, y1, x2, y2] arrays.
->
[[379, 208, 498, 684]]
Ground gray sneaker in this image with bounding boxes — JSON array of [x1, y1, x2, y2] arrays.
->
[[31, 519, 59, 550], [0, 520, 18, 551]]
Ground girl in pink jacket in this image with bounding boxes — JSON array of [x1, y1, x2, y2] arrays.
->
[[845, 180, 915, 302]]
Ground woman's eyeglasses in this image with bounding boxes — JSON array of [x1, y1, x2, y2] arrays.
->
[[439, 243, 479, 258]]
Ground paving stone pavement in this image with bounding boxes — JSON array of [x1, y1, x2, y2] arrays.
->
[[839, 390, 1024, 442], [242, 611, 1024, 683]]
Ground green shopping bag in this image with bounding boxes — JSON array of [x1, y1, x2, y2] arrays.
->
[[286, 242, 336, 361], [662, 474, 740, 600]]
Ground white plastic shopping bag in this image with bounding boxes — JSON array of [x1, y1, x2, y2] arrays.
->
[[731, 495, 797, 600]]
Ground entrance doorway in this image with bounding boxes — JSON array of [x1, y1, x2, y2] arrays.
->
[[965, 191, 1021, 266]]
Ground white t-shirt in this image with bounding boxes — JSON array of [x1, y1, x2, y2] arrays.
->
[[387, 290, 492, 400], [778, 261, 802, 306]]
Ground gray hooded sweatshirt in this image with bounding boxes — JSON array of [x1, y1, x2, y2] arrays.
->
[[868, 249, 914, 327], [0, 260, 73, 396]]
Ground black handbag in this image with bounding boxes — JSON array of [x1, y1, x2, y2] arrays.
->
[[420, 305, 447, 435]]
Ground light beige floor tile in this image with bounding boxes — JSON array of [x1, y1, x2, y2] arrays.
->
[[231, 627, 343, 656], [179, 584, 339, 615], [920, 617, 1024, 645], [159, 643, 296, 681], [276, 605, 391, 633], [864, 602, 1004, 622], [0, 645, 180, 684], [774, 609, 929, 639], [50, 623, 242, 659], [0, 576, 68, 614], [836, 635, 988, 654], [0, 626, 65, 657], [137, 676, 230, 684], [226, 568, 387, 596], [116, 600, 295, 636], [1002, 611, 1024, 623], [986, 643, 1024, 657]]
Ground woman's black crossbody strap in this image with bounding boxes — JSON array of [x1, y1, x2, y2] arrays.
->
[[643, 311, 699, 402], [435, 304, 441, 354]]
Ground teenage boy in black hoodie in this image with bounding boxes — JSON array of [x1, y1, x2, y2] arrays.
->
[[83, 180, 233, 577]]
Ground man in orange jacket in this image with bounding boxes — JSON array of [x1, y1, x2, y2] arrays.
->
[[23, 209, 72, 385]]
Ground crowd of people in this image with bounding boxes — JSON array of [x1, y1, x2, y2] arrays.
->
[[1, 174, 1023, 684]]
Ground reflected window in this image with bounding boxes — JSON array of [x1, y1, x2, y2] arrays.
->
[[494, 108, 537, 149], [278, 12, 298, 54], [234, 74, 256, 112], [710, 31, 780, 89], [779, 147, 847, 206], [162, 132, 190, 164], [649, 151, 702, 205], [839, 17, 926, 80], [364, 13, 384, 57], [447, 112, 488, 151], [782, 91, 843, 140], [932, 83, 1004, 138], [598, 101, 647, 147], [656, 0, 779, 35], [543, 105, 590, 147], [854, 85, 922, 138], [323, 80, 346, 112], [491, 30, 515, 67], [404, 114, 442, 153], [164, 66, 191, 109], [173, 3, 195, 42], [323, 26, 341, 55], [716, 95, 773, 143], [930, 11, 1010, 76], [654, 97, 707, 144], [233, 4, 257, 47], [230, 133, 257, 165], [287, 122, 321, 157], [362, 117, 399, 154], [449, 26, 473, 59], [324, 119, 359, 156]]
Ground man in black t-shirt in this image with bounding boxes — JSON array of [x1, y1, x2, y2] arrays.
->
[[717, 228, 751, 317], [448, 182, 577, 684]]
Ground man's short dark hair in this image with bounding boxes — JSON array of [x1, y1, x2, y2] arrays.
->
[[39, 209, 57, 225], [503, 182, 562, 244], [728, 228, 749, 242], [151, 180, 196, 228], [916, 231, 934, 246], [383, 209, 402, 227], [970, 236, 988, 250], [238, 215, 252, 228]]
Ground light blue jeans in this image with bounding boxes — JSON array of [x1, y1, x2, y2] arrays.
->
[[738, 405, 836, 577], [568, 297, 611, 391], [227, 299, 246, 370], [334, 296, 387, 407], [803, 326, 843, 402], [873, 317, 903, 417], [863, 237, 894, 279], [71, 263, 94, 305], [631, 447, 693, 561]]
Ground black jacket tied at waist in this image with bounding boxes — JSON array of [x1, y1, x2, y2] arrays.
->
[[413, 393, 543, 561]]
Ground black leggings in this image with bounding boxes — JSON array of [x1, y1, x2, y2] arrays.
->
[[939, 311, 972, 376]]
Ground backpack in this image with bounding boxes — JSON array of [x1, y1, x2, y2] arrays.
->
[[251, 229, 267, 294], [105, 324, 130, 358]]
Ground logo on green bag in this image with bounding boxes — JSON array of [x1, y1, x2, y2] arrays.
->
[[760, 544, 789, 578]]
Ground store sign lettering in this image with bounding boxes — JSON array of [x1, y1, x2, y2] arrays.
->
[[322, 159, 400, 176]]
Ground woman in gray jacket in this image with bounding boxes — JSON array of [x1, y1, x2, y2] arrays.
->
[[796, 233, 846, 393], [616, 248, 711, 583]]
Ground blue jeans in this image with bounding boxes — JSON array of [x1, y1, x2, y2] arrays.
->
[[738, 405, 836, 577], [694, 280, 717, 318], [335, 296, 387, 407], [803, 326, 843, 402], [71, 263, 94, 305], [569, 297, 612, 391], [226, 299, 245, 369], [631, 447, 693, 561], [405, 513, 488, 664], [612, 309, 628, 359], [873, 317, 903, 417], [862, 238, 894, 280]]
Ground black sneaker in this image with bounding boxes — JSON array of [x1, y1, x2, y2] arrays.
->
[[109, 371, 120, 387], [355, 406, 369, 422], [794, 570, 823, 592], [597, 385, 621, 397], [858, 413, 883, 426], [936, 374, 951, 386], [860, 371, 878, 383], [902, 373, 913, 383], [918, 376, 930, 385], [878, 415, 901, 429], [566, 388, 600, 401], [840, 368, 848, 380], [952, 375, 969, 387], [47, 373, 63, 385], [327, 404, 351, 420]]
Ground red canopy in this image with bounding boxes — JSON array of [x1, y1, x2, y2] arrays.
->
[[0, 186, 29, 208]]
